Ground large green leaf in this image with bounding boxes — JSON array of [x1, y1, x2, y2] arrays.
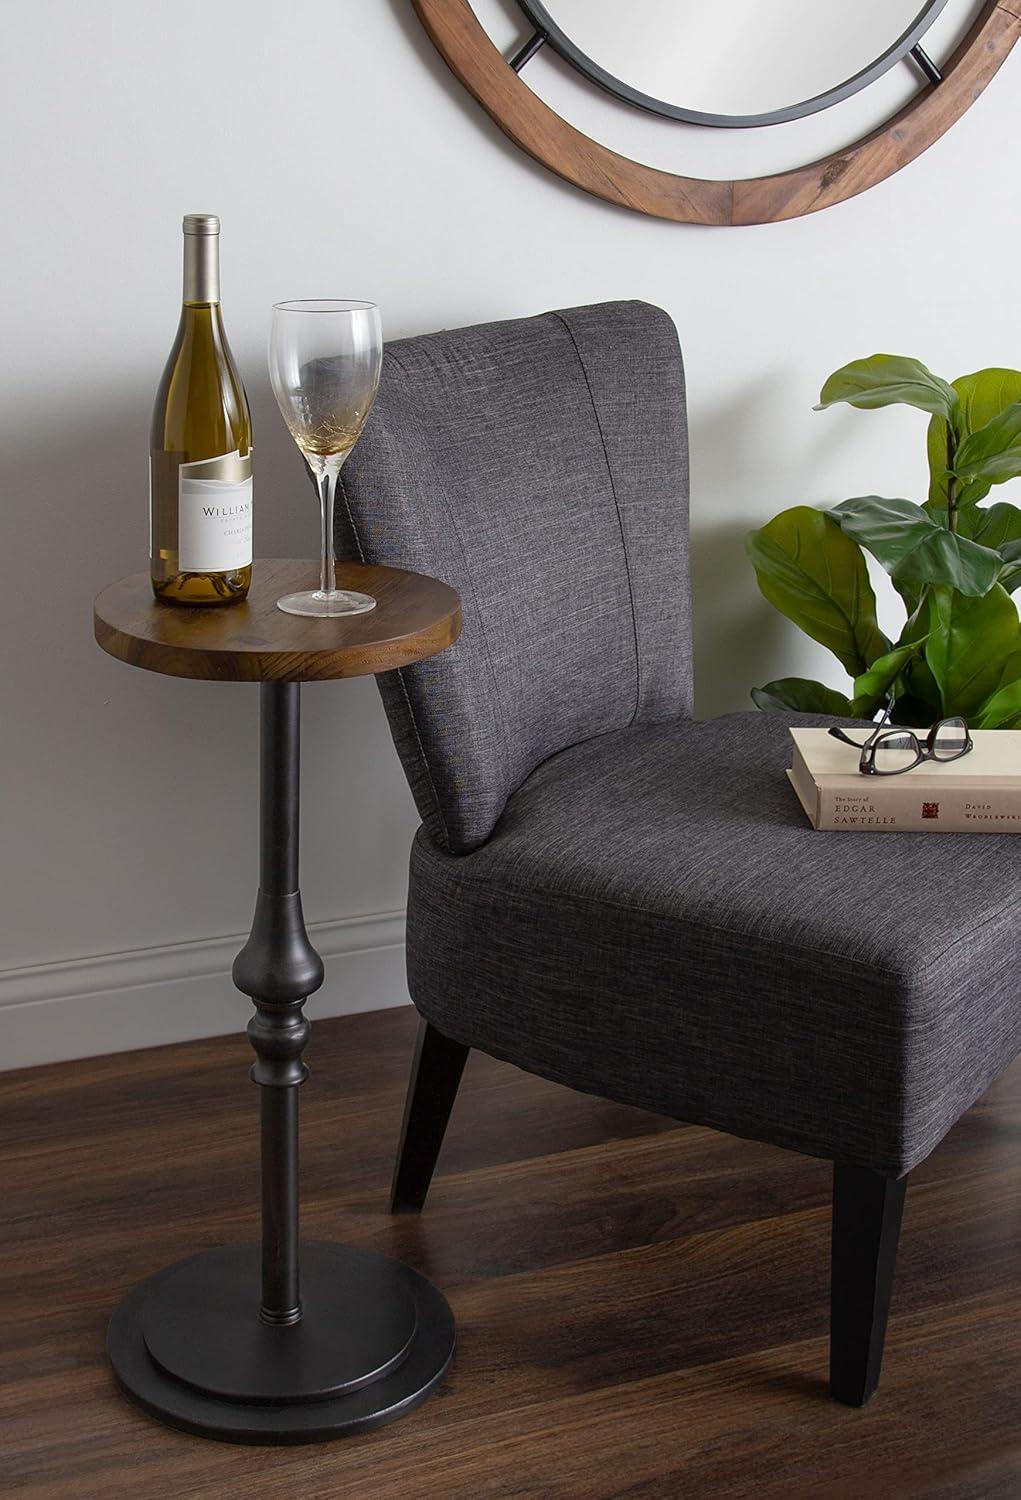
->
[[952, 402, 1021, 488], [751, 679, 854, 716], [927, 369, 1021, 511], [892, 578, 923, 615], [999, 540, 1021, 593], [974, 678, 1021, 729], [890, 563, 926, 616], [850, 639, 927, 718], [830, 495, 1002, 596], [817, 355, 958, 421], [925, 584, 1021, 719], [993, 649, 1021, 692], [746, 507, 889, 677], [959, 500, 1021, 547], [892, 599, 943, 722], [958, 502, 1021, 592]]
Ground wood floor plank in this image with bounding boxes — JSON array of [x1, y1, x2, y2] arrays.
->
[[0, 1009, 1017, 1497]]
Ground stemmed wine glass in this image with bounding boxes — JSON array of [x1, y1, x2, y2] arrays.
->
[[268, 300, 383, 616]]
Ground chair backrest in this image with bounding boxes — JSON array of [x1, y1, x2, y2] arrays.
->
[[338, 301, 692, 854]]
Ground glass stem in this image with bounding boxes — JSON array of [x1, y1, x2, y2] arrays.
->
[[316, 464, 339, 598]]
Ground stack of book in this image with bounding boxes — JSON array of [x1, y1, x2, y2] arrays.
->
[[787, 727, 1021, 832]]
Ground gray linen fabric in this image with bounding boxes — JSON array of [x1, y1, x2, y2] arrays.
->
[[338, 301, 1020, 1176], [406, 710, 1020, 1177], [339, 301, 692, 853]]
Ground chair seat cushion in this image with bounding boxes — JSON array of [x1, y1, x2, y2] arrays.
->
[[406, 712, 1020, 1175]]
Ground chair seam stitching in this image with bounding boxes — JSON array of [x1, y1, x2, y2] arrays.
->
[[336, 471, 454, 850], [550, 310, 642, 727], [416, 481, 516, 843], [904, 889, 1020, 976], [429, 859, 1012, 988]]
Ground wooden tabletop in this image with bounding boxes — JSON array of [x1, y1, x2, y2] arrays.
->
[[94, 560, 462, 682]]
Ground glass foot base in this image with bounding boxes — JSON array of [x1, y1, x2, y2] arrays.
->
[[277, 590, 376, 618]]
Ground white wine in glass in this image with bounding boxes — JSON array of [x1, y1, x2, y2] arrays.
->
[[268, 299, 383, 617]]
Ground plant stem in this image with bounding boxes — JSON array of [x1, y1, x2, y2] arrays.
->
[[946, 421, 958, 534]]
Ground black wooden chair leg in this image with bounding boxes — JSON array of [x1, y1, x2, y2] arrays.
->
[[390, 1019, 470, 1214], [830, 1163, 908, 1406]]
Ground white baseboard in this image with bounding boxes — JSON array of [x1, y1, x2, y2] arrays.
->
[[0, 911, 409, 1072]]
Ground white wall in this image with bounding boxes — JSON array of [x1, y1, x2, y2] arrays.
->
[[1, 1, 1018, 1067]]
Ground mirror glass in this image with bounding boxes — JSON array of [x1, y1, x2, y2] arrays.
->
[[527, 1, 946, 122]]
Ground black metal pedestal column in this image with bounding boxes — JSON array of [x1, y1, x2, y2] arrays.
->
[[107, 682, 455, 1445], [235, 681, 321, 1329]]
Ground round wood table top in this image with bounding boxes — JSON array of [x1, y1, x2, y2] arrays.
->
[[94, 560, 463, 682]]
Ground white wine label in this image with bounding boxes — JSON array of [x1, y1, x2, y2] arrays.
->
[[178, 450, 253, 572]]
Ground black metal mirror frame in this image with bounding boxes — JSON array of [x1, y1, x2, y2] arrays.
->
[[516, 0, 952, 127]]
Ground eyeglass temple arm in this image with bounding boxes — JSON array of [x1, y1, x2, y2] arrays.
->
[[827, 726, 865, 748], [826, 695, 895, 749]]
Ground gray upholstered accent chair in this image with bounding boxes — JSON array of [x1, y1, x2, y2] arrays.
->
[[339, 302, 1020, 1406]]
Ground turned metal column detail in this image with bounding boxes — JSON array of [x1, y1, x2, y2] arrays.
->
[[232, 681, 324, 1327]]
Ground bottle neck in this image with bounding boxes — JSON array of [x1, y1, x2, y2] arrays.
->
[[183, 230, 220, 305]]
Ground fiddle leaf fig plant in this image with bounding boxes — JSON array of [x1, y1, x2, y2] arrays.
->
[[747, 356, 1021, 729]]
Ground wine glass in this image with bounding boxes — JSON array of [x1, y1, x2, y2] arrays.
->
[[268, 300, 383, 616]]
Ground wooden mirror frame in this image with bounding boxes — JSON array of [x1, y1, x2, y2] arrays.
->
[[412, 0, 1020, 224]]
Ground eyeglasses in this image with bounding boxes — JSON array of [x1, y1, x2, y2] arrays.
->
[[828, 701, 973, 777]]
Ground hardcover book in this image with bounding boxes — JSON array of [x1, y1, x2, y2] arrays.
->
[[787, 728, 1021, 833]]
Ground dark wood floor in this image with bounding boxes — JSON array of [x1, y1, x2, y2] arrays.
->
[[1, 1007, 1018, 1498]]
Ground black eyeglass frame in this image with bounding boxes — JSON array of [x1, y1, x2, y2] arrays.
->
[[828, 709, 973, 777]]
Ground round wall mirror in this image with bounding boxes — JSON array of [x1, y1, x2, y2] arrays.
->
[[413, 0, 1020, 224], [519, 0, 949, 126]]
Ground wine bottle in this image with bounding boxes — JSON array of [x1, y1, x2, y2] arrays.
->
[[150, 214, 253, 605]]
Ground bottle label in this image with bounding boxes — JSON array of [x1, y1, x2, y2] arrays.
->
[[177, 450, 253, 572]]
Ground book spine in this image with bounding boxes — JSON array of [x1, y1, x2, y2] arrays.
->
[[789, 749, 821, 825], [815, 783, 1021, 832]]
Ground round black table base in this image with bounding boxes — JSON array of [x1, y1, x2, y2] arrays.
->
[[108, 1243, 455, 1445]]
